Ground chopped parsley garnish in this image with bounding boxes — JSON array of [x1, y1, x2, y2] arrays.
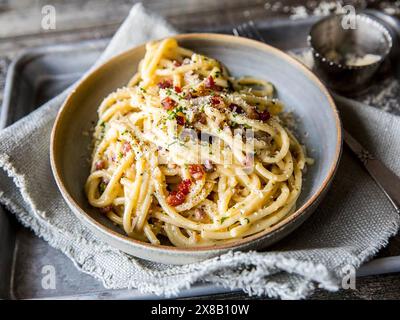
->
[[167, 106, 185, 120], [98, 121, 107, 140], [178, 141, 189, 148], [167, 140, 177, 148], [98, 181, 107, 194], [220, 216, 228, 224]]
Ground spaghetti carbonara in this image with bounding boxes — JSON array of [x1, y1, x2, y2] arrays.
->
[[85, 37, 310, 247]]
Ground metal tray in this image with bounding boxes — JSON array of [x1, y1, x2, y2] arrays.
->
[[1, 16, 400, 300]]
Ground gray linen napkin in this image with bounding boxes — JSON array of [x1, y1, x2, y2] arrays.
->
[[0, 3, 399, 299]]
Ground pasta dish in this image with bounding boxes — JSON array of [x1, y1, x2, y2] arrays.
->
[[85, 37, 311, 247]]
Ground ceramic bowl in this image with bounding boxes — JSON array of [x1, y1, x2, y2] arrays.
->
[[50, 34, 342, 264]]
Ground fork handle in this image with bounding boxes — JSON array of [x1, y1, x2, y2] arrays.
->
[[344, 130, 400, 214], [363, 158, 400, 214]]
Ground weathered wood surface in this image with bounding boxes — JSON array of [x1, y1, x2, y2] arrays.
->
[[193, 263, 400, 300], [185, 273, 400, 300], [1, 0, 400, 300], [0, 0, 384, 56]]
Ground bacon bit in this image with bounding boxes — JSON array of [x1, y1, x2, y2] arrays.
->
[[258, 110, 271, 122], [177, 179, 192, 195], [158, 79, 172, 89], [197, 113, 207, 124], [161, 97, 176, 110], [176, 115, 185, 126], [122, 142, 131, 155], [184, 91, 193, 100], [247, 106, 260, 120], [188, 164, 205, 180], [228, 103, 244, 114], [99, 206, 112, 214], [95, 160, 106, 170], [210, 95, 224, 106], [173, 60, 182, 67], [194, 208, 207, 221], [204, 76, 222, 91], [205, 75, 215, 88], [174, 86, 182, 93], [203, 159, 215, 172], [166, 178, 192, 206], [167, 190, 186, 206]]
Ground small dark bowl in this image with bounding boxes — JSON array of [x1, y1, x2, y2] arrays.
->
[[309, 14, 392, 95]]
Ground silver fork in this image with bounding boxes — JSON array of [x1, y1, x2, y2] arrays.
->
[[233, 21, 400, 214], [233, 20, 266, 43]]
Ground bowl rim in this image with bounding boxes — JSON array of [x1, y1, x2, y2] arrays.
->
[[50, 33, 342, 253]]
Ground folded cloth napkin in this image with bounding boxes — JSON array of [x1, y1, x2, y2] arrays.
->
[[0, 3, 399, 299]]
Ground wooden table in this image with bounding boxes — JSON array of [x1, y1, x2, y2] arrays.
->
[[1, 0, 400, 300]]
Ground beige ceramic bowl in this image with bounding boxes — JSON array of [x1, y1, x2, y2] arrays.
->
[[50, 34, 342, 264]]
